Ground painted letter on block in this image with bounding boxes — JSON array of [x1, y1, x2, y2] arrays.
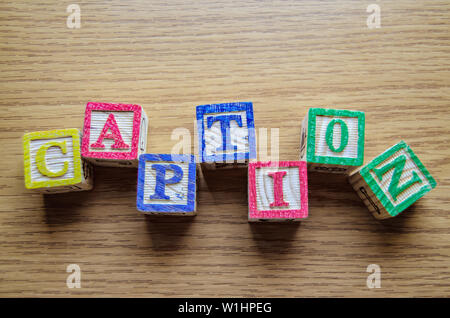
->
[[82, 102, 148, 167], [23, 129, 93, 193], [137, 154, 196, 215], [248, 161, 308, 222], [196, 102, 256, 168], [300, 108, 365, 173], [349, 141, 436, 219]]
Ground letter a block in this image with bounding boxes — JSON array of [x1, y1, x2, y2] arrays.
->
[[137, 154, 196, 215], [248, 161, 308, 222], [349, 141, 436, 220], [300, 108, 365, 173], [82, 102, 148, 167], [196, 102, 256, 169], [23, 129, 93, 193]]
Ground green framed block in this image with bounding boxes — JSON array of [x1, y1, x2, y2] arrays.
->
[[300, 108, 365, 173], [349, 141, 436, 219]]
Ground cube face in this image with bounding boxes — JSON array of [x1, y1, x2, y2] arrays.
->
[[305, 108, 365, 167], [82, 102, 147, 162], [137, 154, 196, 214], [360, 141, 436, 217], [248, 161, 308, 221], [23, 129, 83, 190], [196, 102, 256, 163]]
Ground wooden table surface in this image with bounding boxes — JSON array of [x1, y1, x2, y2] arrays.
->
[[0, 0, 449, 297]]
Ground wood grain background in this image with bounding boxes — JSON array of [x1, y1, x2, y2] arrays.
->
[[0, 0, 449, 297]]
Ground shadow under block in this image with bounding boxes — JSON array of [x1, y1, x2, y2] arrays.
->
[[196, 102, 256, 169], [248, 161, 308, 222], [349, 141, 436, 220], [137, 154, 197, 215], [81, 102, 148, 167], [23, 128, 93, 193], [300, 108, 365, 174]]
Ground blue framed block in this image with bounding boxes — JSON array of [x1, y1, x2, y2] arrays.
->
[[196, 102, 256, 164], [137, 154, 196, 214]]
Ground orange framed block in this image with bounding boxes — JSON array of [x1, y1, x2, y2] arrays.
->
[[23, 128, 93, 193]]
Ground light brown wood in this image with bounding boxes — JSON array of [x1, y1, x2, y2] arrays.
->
[[0, 0, 449, 297]]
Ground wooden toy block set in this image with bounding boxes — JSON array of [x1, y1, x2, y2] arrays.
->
[[23, 102, 436, 221]]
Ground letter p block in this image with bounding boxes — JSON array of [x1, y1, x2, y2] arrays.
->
[[23, 129, 93, 193], [82, 102, 148, 167], [300, 108, 365, 173], [248, 161, 308, 222], [137, 154, 197, 215]]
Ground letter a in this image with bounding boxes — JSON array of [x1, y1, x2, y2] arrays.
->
[[91, 113, 130, 149]]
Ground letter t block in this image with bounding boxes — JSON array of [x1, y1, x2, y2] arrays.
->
[[196, 102, 256, 169], [349, 141, 436, 219], [300, 108, 365, 173], [23, 128, 93, 193], [137, 154, 197, 215], [248, 161, 308, 222], [82, 102, 148, 167]]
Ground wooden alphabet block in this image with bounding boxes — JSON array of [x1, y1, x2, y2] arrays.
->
[[349, 141, 436, 220], [137, 154, 196, 215], [248, 161, 308, 222], [300, 108, 365, 173], [196, 102, 256, 169], [23, 128, 93, 193], [81, 102, 148, 167]]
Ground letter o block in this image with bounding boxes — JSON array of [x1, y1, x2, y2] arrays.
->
[[137, 154, 196, 215], [248, 161, 308, 222], [300, 108, 365, 173], [23, 129, 93, 193], [196, 102, 256, 169], [349, 141, 436, 219], [81, 102, 148, 167]]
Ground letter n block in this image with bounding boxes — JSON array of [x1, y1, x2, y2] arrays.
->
[[196, 102, 256, 169], [137, 154, 196, 215], [23, 129, 93, 193], [349, 141, 436, 220], [300, 108, 365, 173], [248, 161, 308, 222], [82, 102, 148, 167]]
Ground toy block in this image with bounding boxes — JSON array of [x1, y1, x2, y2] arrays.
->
[[196, 102, 256, 169], [349, 141, 436, 220], [137, 154, 197, 215], [300, 108, 365, 173], [248, 161, 308, 222], [23, 128, 93, 193], [81, 102, 148, 167]]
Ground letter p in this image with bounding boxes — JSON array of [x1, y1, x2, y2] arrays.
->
[[150, 164, 183, 200]]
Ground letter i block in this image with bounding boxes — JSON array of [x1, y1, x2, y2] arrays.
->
[[23, 129, 93, 193], [196, 102, 256, 169], [349, 141, 436, 220], [137, 154, 197, 215], [248, 161, 308, 222], [300, 108, 365, 173], [81, 102, 148, 167]]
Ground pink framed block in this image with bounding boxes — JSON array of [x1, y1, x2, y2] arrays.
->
[[81, 102, 148, 167], [248, 161, 308, 222]]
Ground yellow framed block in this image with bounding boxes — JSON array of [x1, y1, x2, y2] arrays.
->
[[23, 128, 93, 193]]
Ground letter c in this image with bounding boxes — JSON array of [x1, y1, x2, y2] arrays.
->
[[36, 141, 69, 177]]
